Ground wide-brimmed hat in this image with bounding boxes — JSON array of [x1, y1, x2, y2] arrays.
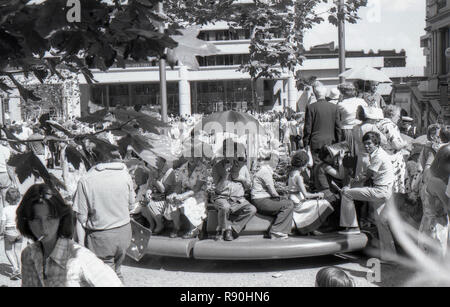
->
[[362, 106, 384, 120], [327, 88, 341, 100]]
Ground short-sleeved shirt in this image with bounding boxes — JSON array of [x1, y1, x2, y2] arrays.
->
[[21, 238, 122, 287], [73, 162, 135, 231], [337, 97, 368, 130], [2, 205, 18, 228], [0, 145, 10, 173], [251, 165, 274, 200], [212, 160, 249, 200], [367, 147, 394, 188]]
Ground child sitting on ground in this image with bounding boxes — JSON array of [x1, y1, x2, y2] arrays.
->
[[1, 187, 23, 280]]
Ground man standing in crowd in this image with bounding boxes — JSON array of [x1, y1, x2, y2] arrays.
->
[[303, 85, 341, 165], [73, 151, 135, 282], [28, 127, 46, 166]]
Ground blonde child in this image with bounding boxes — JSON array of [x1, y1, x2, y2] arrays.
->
[[1, 187, 22, 280]]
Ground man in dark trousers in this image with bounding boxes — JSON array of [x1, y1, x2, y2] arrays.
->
[[303, 85, 341, 165], [73, 151, 135, 283]]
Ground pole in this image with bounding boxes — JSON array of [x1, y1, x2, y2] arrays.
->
[[158, 1, 168, 123], [338, 0, 346, 84]]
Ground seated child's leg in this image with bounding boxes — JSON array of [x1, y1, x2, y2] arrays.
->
[[13, 238, 22, 271], [214, 198, 232, 231], [140, 205, 156, 231], [171, 209, 181, 232], [4, 237, 18, 272]]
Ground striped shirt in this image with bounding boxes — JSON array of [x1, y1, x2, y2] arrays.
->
[[21, 238, 122, 287]]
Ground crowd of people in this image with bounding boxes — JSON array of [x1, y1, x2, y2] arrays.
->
[[0, 77, 447, 287]]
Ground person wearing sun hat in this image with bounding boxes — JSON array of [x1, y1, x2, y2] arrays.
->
[[326, 88, 341, 104]]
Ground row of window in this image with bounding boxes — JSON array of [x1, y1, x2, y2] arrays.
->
[[89, 80, 274, 114], [197, 54, 250, 67]]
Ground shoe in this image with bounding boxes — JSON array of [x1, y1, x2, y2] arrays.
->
[[338, 227, 361, 235], [10, 270, 20, 281], [169, 231, 178, 238], [214, 230, 223, 241], [223, 229, 234, 241], [182, 229, 199, 239], [269, 231, 289, 240]]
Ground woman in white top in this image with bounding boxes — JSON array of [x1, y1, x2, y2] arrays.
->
[[1, 187, 23, 280], [288, 151, 334, 235], [337, 82, 367, 150]]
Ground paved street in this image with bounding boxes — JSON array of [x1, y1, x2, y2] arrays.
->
[[0, 237, 416, 287]]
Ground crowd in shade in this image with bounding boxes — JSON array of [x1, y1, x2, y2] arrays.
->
[[0, 77, 447, 287]]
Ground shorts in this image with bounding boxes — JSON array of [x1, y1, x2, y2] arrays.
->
[[0, 172, 11, 189], [5, 227, 22, 243]]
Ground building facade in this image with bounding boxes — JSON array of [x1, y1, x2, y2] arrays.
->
[[78, 27, 418, 117], [406, 0, 450, 131]]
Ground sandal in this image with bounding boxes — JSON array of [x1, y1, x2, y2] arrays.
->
[[182, 229, 200, 239]]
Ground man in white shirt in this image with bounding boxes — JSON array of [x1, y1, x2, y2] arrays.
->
[[339, 131, 396, 261]]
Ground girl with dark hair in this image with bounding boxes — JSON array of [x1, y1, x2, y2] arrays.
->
[[418, 144, 450, 258], [315, 267, 355, 287], [17, 184, 122, 287], [288, 151, 334, 235]]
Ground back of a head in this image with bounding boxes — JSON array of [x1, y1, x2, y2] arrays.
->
[[315, 267, 355, 287], [384, 105, 401, 123], [314, 86, 328, 100], [430, 143, 450, 180], [427, 124, 441, 142], [440, 125, 450, 143]]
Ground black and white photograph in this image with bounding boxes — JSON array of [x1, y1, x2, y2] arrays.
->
[[0, 0, 449, 290]]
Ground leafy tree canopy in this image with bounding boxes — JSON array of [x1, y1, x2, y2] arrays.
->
[[0, 0, 177, 101], [165, 0, 368, 80], [1, 0, 368, 102]]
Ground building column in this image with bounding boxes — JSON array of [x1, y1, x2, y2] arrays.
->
[[287, 74, 298, 111], [178, 65, 191, 116]]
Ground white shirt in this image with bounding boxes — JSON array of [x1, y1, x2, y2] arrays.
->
[[338, 97, 368, 130], [2, 205, 18, 228], [0, 145, 11, 173]]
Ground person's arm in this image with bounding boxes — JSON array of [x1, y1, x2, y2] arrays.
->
[[80, 248, 123, 287], [235, 166, 252, 190], [21, 248, 40, 287], [334, 107, 342, 142], [324, 150, 346, 180], [260, 167, 279, 198], [72, 180, 89, 246], [0, 216, 5, 235], [296, 174, 323, 199], [303, 105, 312, 149], [388, 124, 408, 151], [126, 172, 137, 212]]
